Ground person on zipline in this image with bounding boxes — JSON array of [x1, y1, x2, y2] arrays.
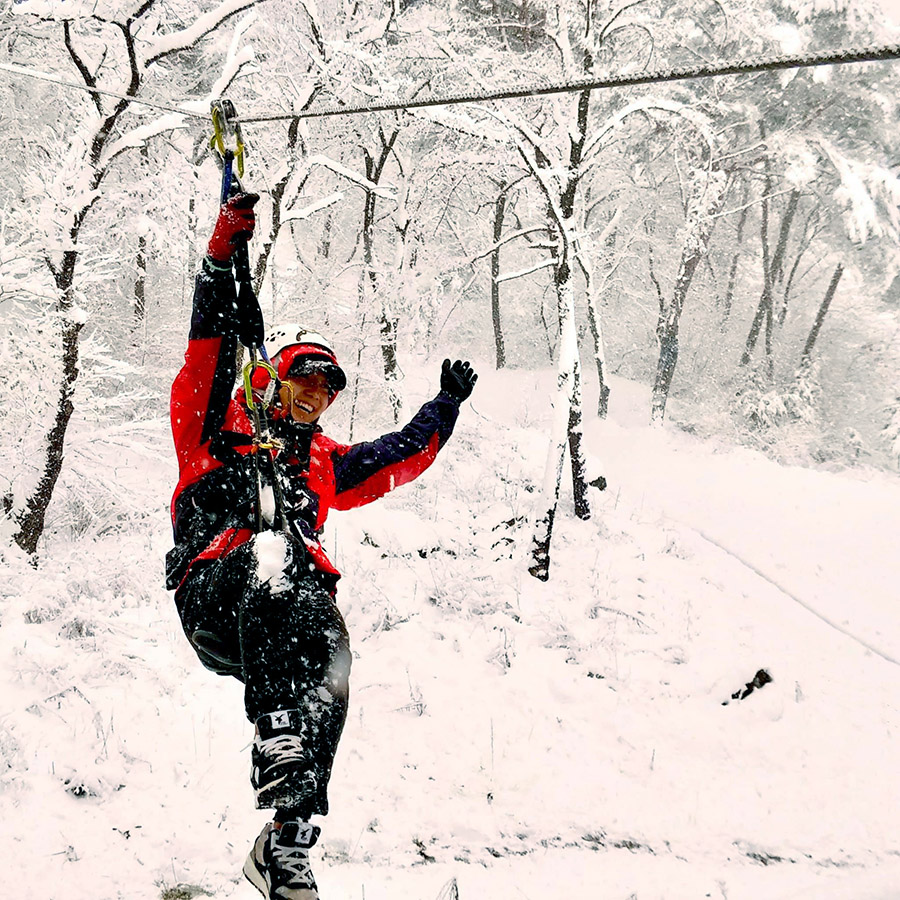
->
[[166, 192, 477, 900]]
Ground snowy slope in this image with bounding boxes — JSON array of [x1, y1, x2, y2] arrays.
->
[[1, 368, 899, 900]]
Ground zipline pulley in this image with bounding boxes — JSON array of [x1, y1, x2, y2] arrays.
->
[[210, 99, 245, 201]]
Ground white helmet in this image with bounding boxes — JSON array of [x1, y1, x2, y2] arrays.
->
[[265, 324, 347, 393]]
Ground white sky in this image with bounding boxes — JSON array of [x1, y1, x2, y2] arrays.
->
[[877, 0, 900, 21]]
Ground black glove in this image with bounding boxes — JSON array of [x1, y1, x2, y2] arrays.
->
[[440, 359, 477, 404]]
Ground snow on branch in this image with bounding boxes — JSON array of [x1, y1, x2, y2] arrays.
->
[[282, 192, 344, 223], [469, 227, 549, 264], [592, 207, 622, 248], [175, 14, 257, 116], [306, 155, 396, 199], [99, 113, 187, 165], [497, 259, 556, 283], [819, 139, 900, 244], [413, 108, 511, 148], [581, 97, 713, 171], [11, 0, 108, 20], [143, 0, 260, 64], [206, 42, 257, 103], [99, 11, 256, 165]]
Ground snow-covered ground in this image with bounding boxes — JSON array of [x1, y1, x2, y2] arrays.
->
[[2, 368, 899, 900]]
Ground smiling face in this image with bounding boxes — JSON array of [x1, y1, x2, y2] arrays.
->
[[278, 372, 331, 424]]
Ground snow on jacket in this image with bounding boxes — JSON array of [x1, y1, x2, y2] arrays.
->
[[166, 259, 460, 592]]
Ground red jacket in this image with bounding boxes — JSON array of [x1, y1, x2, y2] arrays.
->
[[167, 260, 460, 591]]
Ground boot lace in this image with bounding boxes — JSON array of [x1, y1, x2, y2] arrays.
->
[[271, 835, 315, 889], [259, 734, 306, 766]]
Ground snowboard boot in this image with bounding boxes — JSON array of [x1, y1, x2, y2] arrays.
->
[[251, 710, 317, 809], [244, 819, 321, 900]]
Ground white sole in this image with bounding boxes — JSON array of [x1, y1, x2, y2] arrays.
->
[[243, 851, 268, 897]]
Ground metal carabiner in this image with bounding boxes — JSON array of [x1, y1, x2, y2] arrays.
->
[[210, 99, 246, 201], [210, 99, 245, 175], [242, 358, 279, 413]]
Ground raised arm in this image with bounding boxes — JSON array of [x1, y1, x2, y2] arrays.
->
[[170, 194, 259, 476], [330, 360, 477, 510]]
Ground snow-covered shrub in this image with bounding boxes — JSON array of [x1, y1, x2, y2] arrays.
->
[[734, 363, 821, 431]]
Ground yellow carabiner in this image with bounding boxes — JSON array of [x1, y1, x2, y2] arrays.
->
[[243, 359, 278, 412], [210, 102, 227, 156], [210, 99, 245, 178]]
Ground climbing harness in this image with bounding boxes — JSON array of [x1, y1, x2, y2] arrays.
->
[[209, 100, 288, 534], [241, 357, 289, 533], [209, 98, 261, 360]]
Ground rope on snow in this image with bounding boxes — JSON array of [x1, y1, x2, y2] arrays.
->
[[690, 524, 900, 669]]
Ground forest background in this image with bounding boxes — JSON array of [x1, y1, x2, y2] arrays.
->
[[0, 0, 899, 567], [2, 2, 900, 898]]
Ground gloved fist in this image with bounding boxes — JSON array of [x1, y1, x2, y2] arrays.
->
[[207, 192, 260, 263], [440, 359, 477, 404]]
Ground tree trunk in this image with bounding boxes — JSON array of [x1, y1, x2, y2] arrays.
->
[[650, 244, 703, 424], [8, 5, 252, 557], [528, 217, 590, 578], [779, 250, 802, 327], [580, 208, 619, 419], [801, 263, 843, 366], [528, 506, 556, 582], [742, 188, 801, 370], [134, 233, 147, 333], [254, 118, 301, 294], [567, 356, 590, 520], [521, 76, 598, 577], [646, 157, 724, 420], [650, 168, 724, 424], [133, 143, 148, 335], [722, 177, 749, 322], [13, 274, 82, 555], [528, 256, 581, 579], [584, 283, 611, 418], [561, 90, 591, 517], [491, 187, 508, 369], [348, 269, 368, 443], [778, 206, 818, 327], [319, 211, 333, 261], [362, 129, 401, 423]]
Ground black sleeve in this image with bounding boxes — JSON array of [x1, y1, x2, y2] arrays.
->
[[330, 392, 460, 507], [190, 257, 240, 340]]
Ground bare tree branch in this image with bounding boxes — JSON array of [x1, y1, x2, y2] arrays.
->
[[63, 20, 103, 116]]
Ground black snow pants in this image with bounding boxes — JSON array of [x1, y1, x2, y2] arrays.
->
[[174, 532, 351, 816]]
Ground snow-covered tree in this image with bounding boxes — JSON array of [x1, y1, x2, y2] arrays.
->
[[0, 0, 259, 556]]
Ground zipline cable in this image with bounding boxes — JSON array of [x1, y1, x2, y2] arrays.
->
[[2, 43, 900, 124], [0, 61, 209, 119], [240, 43, 900, 122]]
